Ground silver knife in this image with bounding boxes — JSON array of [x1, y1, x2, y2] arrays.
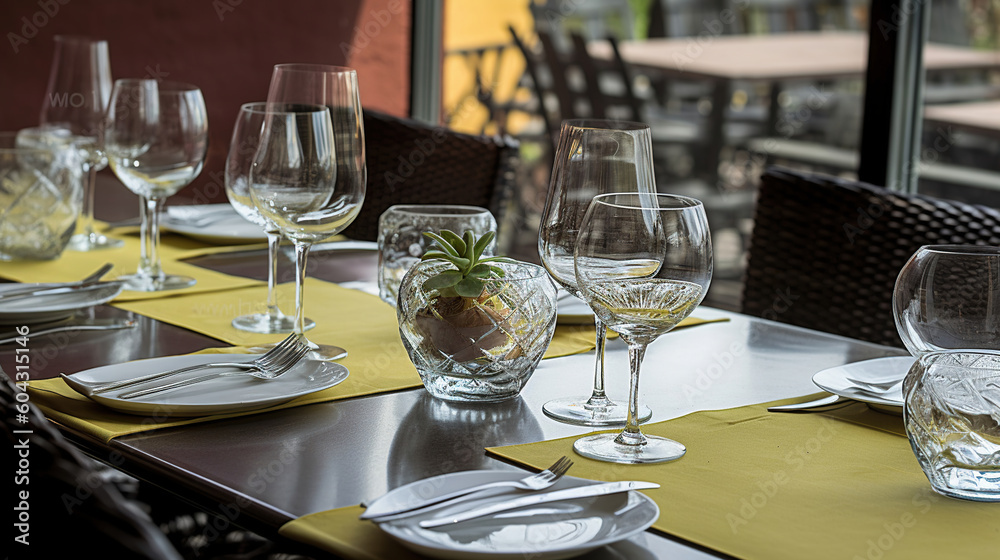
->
[[0, 280, 124, 304], [416, 481, 659, 529]]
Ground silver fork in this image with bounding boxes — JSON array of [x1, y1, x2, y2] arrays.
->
[[85, 333, 307, 396], [844, 376, 904, 393], [117, 338, 310, 399], [361, 456, 574, 521]]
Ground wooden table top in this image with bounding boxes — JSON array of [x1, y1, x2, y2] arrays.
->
[[589, 31, 1000, 82], [923, 99, 1000, 138]]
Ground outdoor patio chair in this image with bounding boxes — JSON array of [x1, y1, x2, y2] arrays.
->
[[344, 109, 519, 242], [742, 166, 1000, 347]]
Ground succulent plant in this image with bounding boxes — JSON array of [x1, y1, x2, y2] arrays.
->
[[420, 229, 510, 298]]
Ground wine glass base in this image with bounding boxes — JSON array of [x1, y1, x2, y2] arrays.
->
[[573, 433, 686, 464], [66, 232, 124, 251], [543, 397, 652, 427], [231, 314, 315, 334], [120, 274, 196, 292], [306, 343, 348, 361]]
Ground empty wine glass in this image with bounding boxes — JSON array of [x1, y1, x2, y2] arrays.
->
[[265, 64, 365, 356], [224, 102, 315, 334], [249, 105, 365, 360], [266, 64, 366, 215], [105, 79, 209, 291], [573, 192, 713, 464], [538, 119, 656, 426], [893, 245, 1000, 356], [40, 35, 122, 251]]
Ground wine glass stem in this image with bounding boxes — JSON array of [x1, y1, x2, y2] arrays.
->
[[292, 241, 311, 336], [80, 163, 97, 238], [586, 318, 613, 408], [137, 196, 165, 283], [265, 228, 283, 321], [615, 342, 648, 446]]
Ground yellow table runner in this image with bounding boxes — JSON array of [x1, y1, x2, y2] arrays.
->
[[0, 224, 261, 301], [280, 396, 998, 560], [484, 396, 999, 560]]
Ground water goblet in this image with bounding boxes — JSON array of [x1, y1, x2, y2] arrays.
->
[[40, 35, 123, 251], [105, 79, 208, 291], [573, 192, 713, 464], [538, 119, 656, 426], [249, 105, 365, 360], [224, 102, 315, 334], [893, 244, 1000, 356]]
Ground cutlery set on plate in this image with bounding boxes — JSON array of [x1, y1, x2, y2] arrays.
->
[[361, 456, 659, 530], [63, 333, 312, 400]]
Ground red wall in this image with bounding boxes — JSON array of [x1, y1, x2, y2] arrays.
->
[[0, 0, 412, 202]]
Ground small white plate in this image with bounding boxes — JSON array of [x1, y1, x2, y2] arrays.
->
[[0, 282, 124, 325], [61, 354, 349, 417], [368, 470, 659, 560], [812, 356, 915, 408], [164, 204, 267, 244]]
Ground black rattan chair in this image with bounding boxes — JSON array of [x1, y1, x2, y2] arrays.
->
[[344, 109, 519, 242], [741, 166, 1000, 347]]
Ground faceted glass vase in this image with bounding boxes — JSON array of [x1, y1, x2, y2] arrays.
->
[[397, 260, 558, 402], [904, 350, 1000, 501]]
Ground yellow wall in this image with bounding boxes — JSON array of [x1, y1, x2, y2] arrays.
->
[[442, 1, 536, 134]]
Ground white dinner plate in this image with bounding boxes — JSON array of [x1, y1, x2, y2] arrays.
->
[[164, 204, 267, 244], [0, 282, 124, 325], [61, 353, 349, 417], [368, 470, 659, 560], [812, 356, 915, 408]]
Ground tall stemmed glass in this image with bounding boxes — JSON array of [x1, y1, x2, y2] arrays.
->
[[538, 119, 655, 426], [265, 64, 365, 355], [105, 80, 209, 291], [573, 193, 712, 464], [225, 102, 315, 333], [266, 64, 366, 229], [40, 35, 123, 251], [249, 106, 365, 360]]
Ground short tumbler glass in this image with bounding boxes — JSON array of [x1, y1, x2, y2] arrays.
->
[[904, 349, 1000, 502], [378, 204, 497, 306], [0, 132, 82, 260]]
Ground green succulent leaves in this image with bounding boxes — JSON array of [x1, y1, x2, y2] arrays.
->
[[421, 229, 509, 298]]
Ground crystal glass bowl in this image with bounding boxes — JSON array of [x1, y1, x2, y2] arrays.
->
[[396, 260, 558, 402]]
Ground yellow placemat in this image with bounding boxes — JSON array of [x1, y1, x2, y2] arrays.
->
[[28, 331, 421, 444], [280, 505, 422, 560], [0, 223, 262, 301], [544, 316, 728, 359], [482, 396, 999, 560]]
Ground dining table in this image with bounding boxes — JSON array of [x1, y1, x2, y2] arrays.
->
[[923, 98, 1000, 141], [3, 173, 998, 560], [588, 31, 1000, 179]]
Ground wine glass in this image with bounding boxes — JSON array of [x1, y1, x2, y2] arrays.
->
[[893, 244, 1000, 356], [105, 79, 209, 291], [266, 64, 366, 219], [249, 105, 365, 360], [538, 119, 656, 426], [573, 192, 713, 464], [40, 35, 123, 251], [224, 102, 315, 334], [265, 64, 365, 356]]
